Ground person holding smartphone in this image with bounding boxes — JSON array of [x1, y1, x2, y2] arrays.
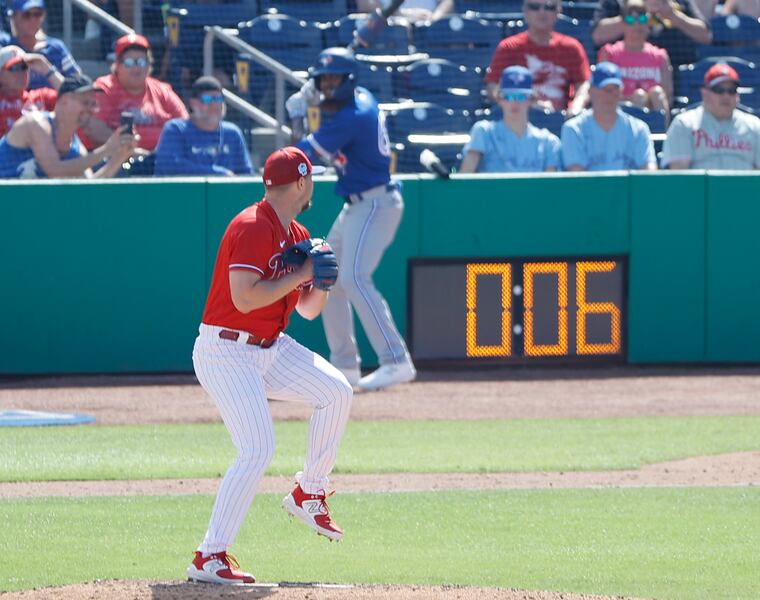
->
[[153, 76, 252, 177], [484, 0, 590, 116]]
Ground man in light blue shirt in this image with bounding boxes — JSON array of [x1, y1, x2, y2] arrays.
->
[[460, 65, 561, 173], [154, 76, 252, 176], [561, 61, 657, 171]]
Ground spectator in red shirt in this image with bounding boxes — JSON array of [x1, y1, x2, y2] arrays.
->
[[485, 0, 590, 115], [80, 33, 187, 158], [0, 45, 63, 137]]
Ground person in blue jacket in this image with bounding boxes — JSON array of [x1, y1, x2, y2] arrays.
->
[[286, 47, 417, 392], [154, 76, 252, 177], [0, 0, 82, 90]]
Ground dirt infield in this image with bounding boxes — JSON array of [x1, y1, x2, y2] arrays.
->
[[1, 366, 759, 599]]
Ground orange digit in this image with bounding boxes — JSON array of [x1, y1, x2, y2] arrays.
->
[[524, 262, 568, 356], [465, 263, 512, 357], [576, 262, 621, 354]]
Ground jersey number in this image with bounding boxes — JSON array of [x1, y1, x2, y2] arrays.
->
[[378, 111, 391, 158]]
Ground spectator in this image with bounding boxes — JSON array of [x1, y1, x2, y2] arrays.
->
[[0, 74, 137, 178], [561, 61, 657, 170], [485, 0, 590, 116], [460, 66, 561, 173], [154, 76, 253, 176], [662, 63, 760, 169], [0, 0, 82, 90], [0, 44, 63, 137], [592, 0, 712, 68], [598, 0, 673, 119], [80, 34, 187, 160], [721, 0, 760, 18], [356, 0, 454, 22]]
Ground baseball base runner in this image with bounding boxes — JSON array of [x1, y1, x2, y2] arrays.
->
[[186, 147, 353, 586]]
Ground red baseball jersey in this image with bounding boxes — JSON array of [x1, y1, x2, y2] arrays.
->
[[202, 199, 311, 339], [486, 32, 590, 111]]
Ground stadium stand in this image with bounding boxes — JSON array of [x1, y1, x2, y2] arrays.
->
[[676, 56, 760, 110], [620, 103, 667, 134], [395, 58, 485, 111], [384, 102, 471, 172], [412, 14, 502, 70], [355, 58, 396, 102], [696, 15, 760, 63], [458, 0, 524, 15], [325, 14, 413, 56], [259, 0, 348, 22]]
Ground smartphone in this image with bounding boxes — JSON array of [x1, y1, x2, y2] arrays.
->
[[120, 112, 134, 134]]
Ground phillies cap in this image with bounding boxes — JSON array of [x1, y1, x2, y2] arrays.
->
[[0, 45, 25, 70], [115, 33, 151, 58], [263, 146, 326, 187], [703, 63, 740, 88], [6, 0, 44, 15], [58, 74, 103, 97], [500, 65, 533, 96], [592, 61, 623, 89]]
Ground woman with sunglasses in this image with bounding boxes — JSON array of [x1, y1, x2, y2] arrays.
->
[[79, 33, 187, 166], [598, 0, 673, 120], [0, 0, 82, 90], [460, 65, 561, 173], [0, 44, 64, 137], [154, 76, 252, 176]]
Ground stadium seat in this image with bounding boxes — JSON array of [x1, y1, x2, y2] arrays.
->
[[384, 102, 472, 172], [324, 14, 412, 56], [620, 103, 667, 134], [165, 3, 254, 89], [259, 0, 348, 22], [236, 14, 324, 107], [561, 1, 599, 20], [709, 14, 760, 45], [395, 59, 485, 111], [355, 59, 396, 102], [457, 0, 524, 14], [412, 14, 503, 71]]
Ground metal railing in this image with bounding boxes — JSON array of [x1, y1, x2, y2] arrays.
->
[[63, 0, 141, 50], [203, 26, 305, 148]]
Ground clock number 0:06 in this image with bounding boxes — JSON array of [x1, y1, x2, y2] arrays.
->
[[465, 261, 622, 358]]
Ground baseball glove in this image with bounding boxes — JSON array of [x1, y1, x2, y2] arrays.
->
[[282, 238, 339, 291]]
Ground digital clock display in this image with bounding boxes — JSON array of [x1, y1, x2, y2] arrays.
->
[[408, 258, 626, 364]]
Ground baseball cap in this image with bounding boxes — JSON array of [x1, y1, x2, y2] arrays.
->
[[500, 65, 533, 96], [592, 61, 623, 89], [114, 33, 150, 58], [58, 74, 103, 97], [263, 146, 326, 187], [6, 0, 44, 15], [190, 75, 222, 97], [0, 45, 25, 70], [703, 63, 740, 88]]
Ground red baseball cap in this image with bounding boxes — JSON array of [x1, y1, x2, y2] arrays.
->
[[703, 63, 740, 88], [115, 33, 150, 58], [263, 146, 326, 187]]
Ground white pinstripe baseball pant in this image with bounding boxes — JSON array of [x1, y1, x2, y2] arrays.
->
[[192, 323, 353, 554]]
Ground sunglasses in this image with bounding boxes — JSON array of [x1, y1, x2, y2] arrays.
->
[[198, 93, 224, 104], [525, 1, 558, 10], [6, 62, 29, 73], [624, 13, 649, 24], [20, 9, 44, 18], [120, 57, 149, 68], [710, 85, 739, 95], [502, 92, 530, 102]]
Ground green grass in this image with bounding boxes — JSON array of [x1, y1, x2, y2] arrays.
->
[[1, 488, 758, 599], [2, 417, 760, 482]]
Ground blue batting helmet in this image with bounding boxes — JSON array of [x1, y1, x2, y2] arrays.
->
[[309, 47, 358, 103]]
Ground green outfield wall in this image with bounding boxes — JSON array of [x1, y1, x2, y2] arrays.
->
[[1, 172, 758, 374]]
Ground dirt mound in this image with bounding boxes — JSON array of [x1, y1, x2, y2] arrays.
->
[[0, 580, 645, 600]]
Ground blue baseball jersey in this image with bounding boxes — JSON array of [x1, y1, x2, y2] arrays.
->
[[560, 108, 655, 171], [0, 33, 81, 90], [0, 112, 83, 178], [154, 119, 253, 176], [464, 119, 561, 173], [297, 86, 391, 197]]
